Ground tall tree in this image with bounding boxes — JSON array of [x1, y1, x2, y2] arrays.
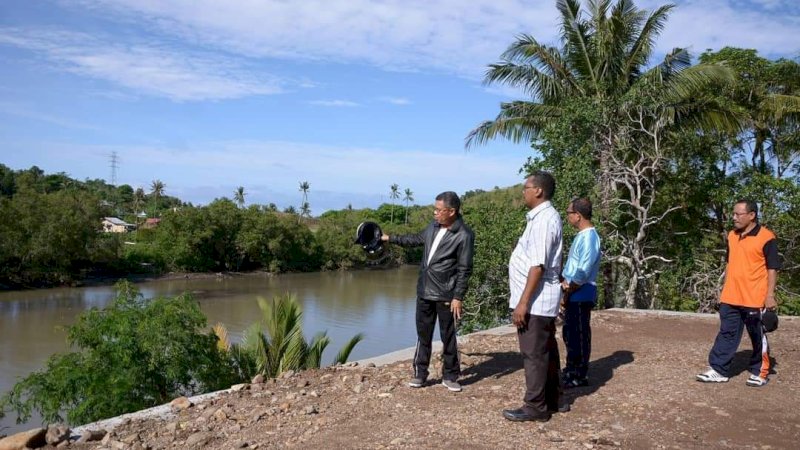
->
[[403, 188, 414, 224], [299, 181, 310, 211], [389, 183, 400, 223], [149, 180, 165, 218], [234, 186, 247, 208]]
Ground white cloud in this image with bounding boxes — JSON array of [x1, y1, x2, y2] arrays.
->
[[72, 0, 560, 78], [639, 0, 800, 57], [308, 100, 360, 107], [0, 27, 287, 101], [71, 0, 798, 79]]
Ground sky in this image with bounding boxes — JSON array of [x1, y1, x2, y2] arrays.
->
[[0, 0, 798, 213]]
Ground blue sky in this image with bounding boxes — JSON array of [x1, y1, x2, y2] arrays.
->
[[1, 0, 798, 213]]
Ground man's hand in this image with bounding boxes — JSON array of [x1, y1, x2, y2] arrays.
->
[[512, 302, 529, 328], [451, 299, 463, 320], [765, 294, 777, 310], [561, 280, 570, 291]]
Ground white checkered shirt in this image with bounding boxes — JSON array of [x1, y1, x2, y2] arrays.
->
[[508, 201, 563, 317]]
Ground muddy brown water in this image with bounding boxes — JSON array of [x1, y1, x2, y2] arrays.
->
[[0, 266, 422, 434]]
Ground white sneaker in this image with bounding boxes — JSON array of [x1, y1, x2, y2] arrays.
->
[[746, 374, 768, 387], [441, 379, 462, 392], [696, 368, 729, 383]]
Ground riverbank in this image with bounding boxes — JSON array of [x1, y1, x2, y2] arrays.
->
[[5, 309, 798, 449]]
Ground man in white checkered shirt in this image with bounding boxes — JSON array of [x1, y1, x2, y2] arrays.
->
[[502, 171, 565, 423]]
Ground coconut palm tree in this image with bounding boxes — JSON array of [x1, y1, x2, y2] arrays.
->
[[299, 181, 310, 210], [466, 0, 739, 165], [389, 183, 400, 223], [149, 180, 165, 218], [234, 186, 247, 208], [403, 188, 414, 224]]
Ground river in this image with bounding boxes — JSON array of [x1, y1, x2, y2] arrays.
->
[[0, 266, 421, 435]]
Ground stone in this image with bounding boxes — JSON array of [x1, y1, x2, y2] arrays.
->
[[122, 433, 141, 444], [185, 432, 210, 447], [235, 440, 249, 448], [251, 374, 265, 384], [353, 384, 363, 394], [283, 370, 296, 379], [231, 383, 249, 392], [165, 422, 178, 434], [45, 424, 71, 446], [304, 405, 318, 415], [170, 396, 193, 410], [390, 437, 404, 445], [0, 428, 47, 450], [367, 363, 376, 368], [297, 379, 309, 388], [76, 429, 106, 443]]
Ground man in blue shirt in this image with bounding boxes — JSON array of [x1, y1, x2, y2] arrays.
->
[[560, 198, 602, 388]]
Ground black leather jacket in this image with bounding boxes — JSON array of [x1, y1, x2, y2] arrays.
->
[[390, 216, 475, 302]]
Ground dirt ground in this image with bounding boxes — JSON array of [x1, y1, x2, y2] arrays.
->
[[61, 310, 800, 449]]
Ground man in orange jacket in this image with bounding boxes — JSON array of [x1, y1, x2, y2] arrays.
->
[[697, 199, 781, 387]]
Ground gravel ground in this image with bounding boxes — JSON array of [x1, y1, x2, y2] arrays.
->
[[46, 310, 800, 449]]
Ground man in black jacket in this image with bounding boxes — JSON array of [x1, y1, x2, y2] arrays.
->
[[381, 191, 475, 392]]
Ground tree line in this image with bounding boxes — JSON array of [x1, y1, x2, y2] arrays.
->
[[0, 164, 428, 288]]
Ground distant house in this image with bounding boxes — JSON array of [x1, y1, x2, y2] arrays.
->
[[102, 217, 136, 233], [142, 218, 161, 229]]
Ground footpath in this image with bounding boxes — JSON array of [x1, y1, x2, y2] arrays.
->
[[2, 309, 799, 449]]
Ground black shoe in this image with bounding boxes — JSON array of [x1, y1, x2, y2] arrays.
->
[[502, 408, 551, 422], [563, 377, 589, 389]]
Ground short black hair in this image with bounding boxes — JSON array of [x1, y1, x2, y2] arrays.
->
[[436, 191, 461, 213], [571, 197, 593, 220], [736, 198, 759, 221], [528, 171, 556, 200]]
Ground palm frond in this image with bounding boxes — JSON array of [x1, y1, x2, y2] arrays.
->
[[624, 3, 675, 81], [305, 332, 331, 369], [465, 102, 562, 148], [333, 333, 365, 366], [557, 0, 599, 88], [211, 322, 231, 352]]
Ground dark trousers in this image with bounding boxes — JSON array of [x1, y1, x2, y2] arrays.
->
[[413, 298, 460, 381], [709, 303, 770, 378], [518, 314, 561, 415], [562, 302, 593, 379]]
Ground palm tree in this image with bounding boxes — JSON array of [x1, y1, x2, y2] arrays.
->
[[466, 0, 738, 167], [234, 186, 247, 208], [389, 183, 400, 223], [403, 188, 414, 224], [149, 180, 165, 218], [299, 181, 310, 210], [213, 293, 364, 379]]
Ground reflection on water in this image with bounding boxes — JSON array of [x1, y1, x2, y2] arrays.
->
[[0, 266, 420, 434]]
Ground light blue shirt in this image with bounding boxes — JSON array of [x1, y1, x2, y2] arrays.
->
[[562, 227, 601, 302]]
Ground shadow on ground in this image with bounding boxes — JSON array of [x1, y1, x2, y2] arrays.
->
[[561, 350, 635, 407], [458, 351, 522, 386], [728, 350, 778, 377]]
